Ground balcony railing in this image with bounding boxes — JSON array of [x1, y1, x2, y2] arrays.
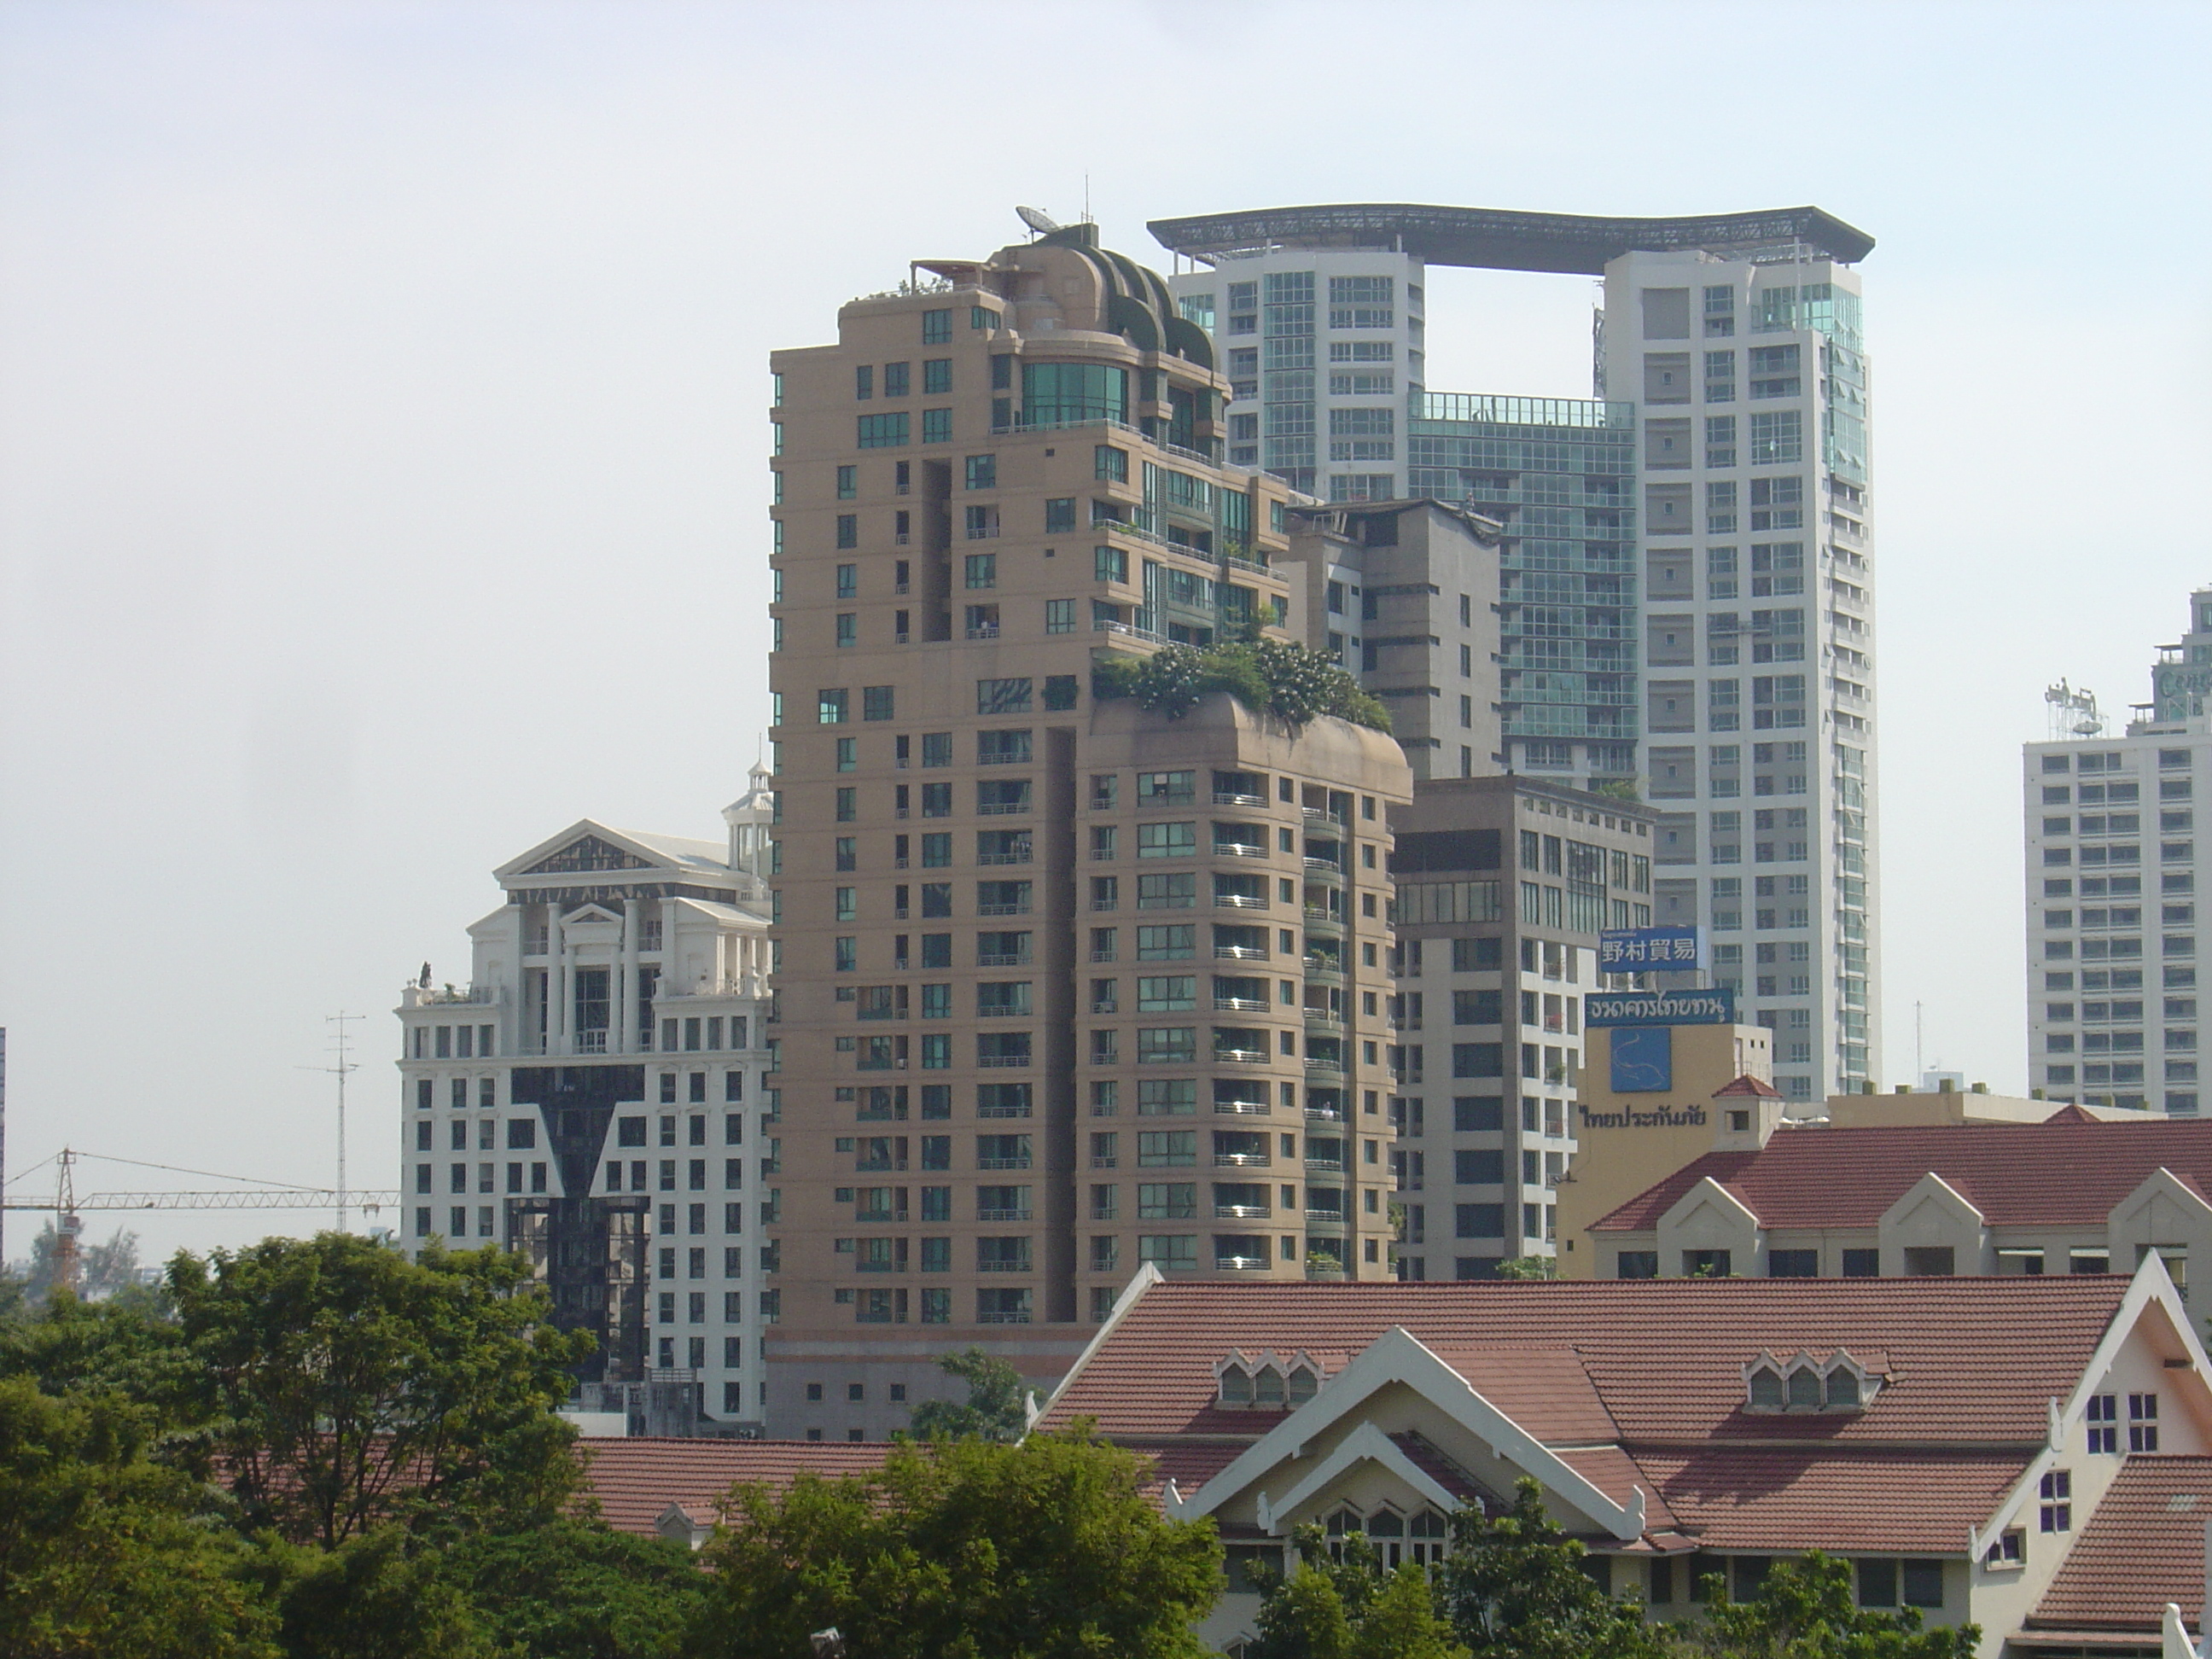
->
[[1214, 997, 1267, 1013], [977, 952, 1028, 967], [977, 902, 1032, 916], [976, 1207, 1032, 1221], [1214, 1100, 1270, 1115], [977, 852, 1032, 866], [1217, 1254, 1272, 1272], [1217, 894, 1269, 910], [977, 1310, 1033, 1324], [977, 801, 1029, 816], [1215, 1204, 1271, 1220], [977, 1156, 1032, 1170], [977, 1056, 1031, 1068], [1214, 1047, 1269, 1066], [1214, 792, 1266, 807], [976, 1259, 1030, 1273], [1215, 945, 1266, 960], [1214, 843, 1268, 859], [1214, 1152, 1270, 1168]]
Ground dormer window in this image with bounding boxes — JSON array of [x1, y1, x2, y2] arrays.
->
[[1743, 1349, 1883, 1413], [1214, 1349, 1336, 1409]]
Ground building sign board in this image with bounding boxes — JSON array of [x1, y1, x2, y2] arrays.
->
[[1609, 1026, 1674, 1093], [1586, 988, 1736, 1027], [1598, 926, 1705, 970]]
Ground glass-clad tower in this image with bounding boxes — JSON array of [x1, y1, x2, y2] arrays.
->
[[1158, 204, 1879, 1102]]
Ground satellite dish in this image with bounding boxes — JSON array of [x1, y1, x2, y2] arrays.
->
[[1016, 205, 1062, 236]]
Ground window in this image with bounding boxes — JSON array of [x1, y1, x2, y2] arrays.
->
[[2039, 1470, 2071, 1532], [863, 685, 894, 721], [857, 413, 909, 449], [2087, 1393, 2118, 1453], [921, 408, 950, 444], [1045, 598, 1074, 635], [965, 454, 997, 492], [818, 688, 848, 725], [2130, 1392, 2160, 1451], [1095, 544, 1128, 585], [923, 358, 951, 395], [921, 310, 952, 344], [1096, 445, 1128, 483], [964, 553, 996, 589], [977, 678, 1031, 715]]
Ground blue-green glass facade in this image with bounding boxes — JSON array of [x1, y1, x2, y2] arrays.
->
[[1406, 393, 1639, 778]]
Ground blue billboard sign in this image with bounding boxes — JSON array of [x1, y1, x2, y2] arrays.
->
[[1598, 926, 1705, 971], [1609, 1027, 1674, 1093], [1586, 988, 1737, 1027]]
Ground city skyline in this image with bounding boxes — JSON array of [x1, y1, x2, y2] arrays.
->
[[4, 1, 2205, 1259]]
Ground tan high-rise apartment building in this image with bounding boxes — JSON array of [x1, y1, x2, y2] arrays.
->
[[765, 221, 1412, 1439]]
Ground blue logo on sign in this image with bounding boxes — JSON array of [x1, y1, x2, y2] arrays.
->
[[1610, 1027, 1674, 1094]]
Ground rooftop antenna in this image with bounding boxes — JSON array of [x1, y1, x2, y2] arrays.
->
[[300, 1013, 362, 1233], [1083, 172, 1091, 225], [1016, 205, 1060, 239], [2046, 678, 2105, 742], [1914, 998, 1924, 1088]]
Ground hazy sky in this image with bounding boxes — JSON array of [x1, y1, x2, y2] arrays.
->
[[3, 0, 2209, 1260]]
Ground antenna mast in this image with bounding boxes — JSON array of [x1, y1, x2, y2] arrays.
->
[[306, 1014, 362, 1232]]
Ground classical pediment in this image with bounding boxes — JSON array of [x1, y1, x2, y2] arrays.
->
[[522, 835, 653, 876]]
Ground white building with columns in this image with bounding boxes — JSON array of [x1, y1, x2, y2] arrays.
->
[[396, 765, 779, 1432]]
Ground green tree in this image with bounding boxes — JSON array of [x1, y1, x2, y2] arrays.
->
[[166, 1234, 592, 1546], [1492, 1256, 1558, 1280], [1248, 1527, 1465, 1659], [684, 1429, 1223, 1659], [0, 1282, 189, 1407], [1681, 1552, 1977, 1659], [249, 1526, 494, 1659], [1434, 1479, 1666, 1659], [438, 1516, 707, 1659], [0, 1374, 277, 1659], [906, 1344, 1030, 1441]]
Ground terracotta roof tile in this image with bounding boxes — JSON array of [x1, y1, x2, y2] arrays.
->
[[1039, 1276, 2130, 1448], [2031, 1455, 2212, 1633], [1632, 1447, 2025, 1552], [579, 1438, 894, 1536], [1715, 1075, 1784, 1098], [1591, 1115, 2212, 1232]]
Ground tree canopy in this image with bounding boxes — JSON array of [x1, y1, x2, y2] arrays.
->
[[684, 1429, 1223, 1659], [1094, 638, 1392, 733], [167, 1233, 592, 1545], [905, 1344, 1030, 1442]]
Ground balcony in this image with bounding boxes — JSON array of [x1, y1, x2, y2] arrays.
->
[[977, 1005, 1030, 1019], [964, 626, 1000, 640], [976, 1259, 1030, 1273], [1213, 791, 1265, 807], [1214, 1047, 1270, 1066], [977, 1056, 1031, 1068], [1214, 1152, 1270, 1168], [574, 1030, 609, 1054], [1091, 1000, 1118, 1015], [1304, 1104, 1346, 1123], [1305, 1157, 1345, 1175], [1304, 1057, 1344, 1077], [1303, 1009, 1344, 1028], [1090, 899, 1119, 911], [1089, 950, 1116, 963], [1216, 1254, 1272, 1272], [1303, 858, 1345, 882], [1215, 1203, 1271, 1220], [976, 1207, 1032, 1222], [1216, 894, 1269, 910], [977, 1156, 1032, 1171], [1214, 1099, 1270, 1115], [1303, 958, 1343, 982], [1215, 945, 1266, 961], [1214, 842, 1268, 859], [1301, 908, 1343, 931], [978, 902, 1032, 917], [1301, 806, 1338, 824], [1214, 997, 1268, 1013], [976, 952, 1028, 968], [977, 853, 1032, 866], [976, 1310, 1032, 1324]]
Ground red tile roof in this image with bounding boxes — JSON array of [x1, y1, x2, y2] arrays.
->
[[1590, 1115, 2212, 1232], [1715, 1074, 1784, 1098], [578, 1438, 894, 1536], [1039, 1275, 2139, 1556], [1040, 1276, 2130, 1447], [2030, 1455, 2212, 1634], [1631, 1447, 2023, 1552]]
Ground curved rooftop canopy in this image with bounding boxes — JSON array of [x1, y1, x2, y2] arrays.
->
[[1148, 202, 1874, 275]]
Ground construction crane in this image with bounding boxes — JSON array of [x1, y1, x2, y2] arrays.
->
[[3, 1148, 399, 1295]]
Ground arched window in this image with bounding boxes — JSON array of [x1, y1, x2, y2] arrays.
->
[[1287, 1365, 1318, 1404], [1253, 1367, 1286, 1407], [1786, 1365, 1823, 1409], [1366, 1508, 1405, 1568], [1748, 1366, 1784, 1409], [1409, 1511, 1449, 1565], [1825, 1367, 1862, 1409], [1219, 1368, 1253, 1406]]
